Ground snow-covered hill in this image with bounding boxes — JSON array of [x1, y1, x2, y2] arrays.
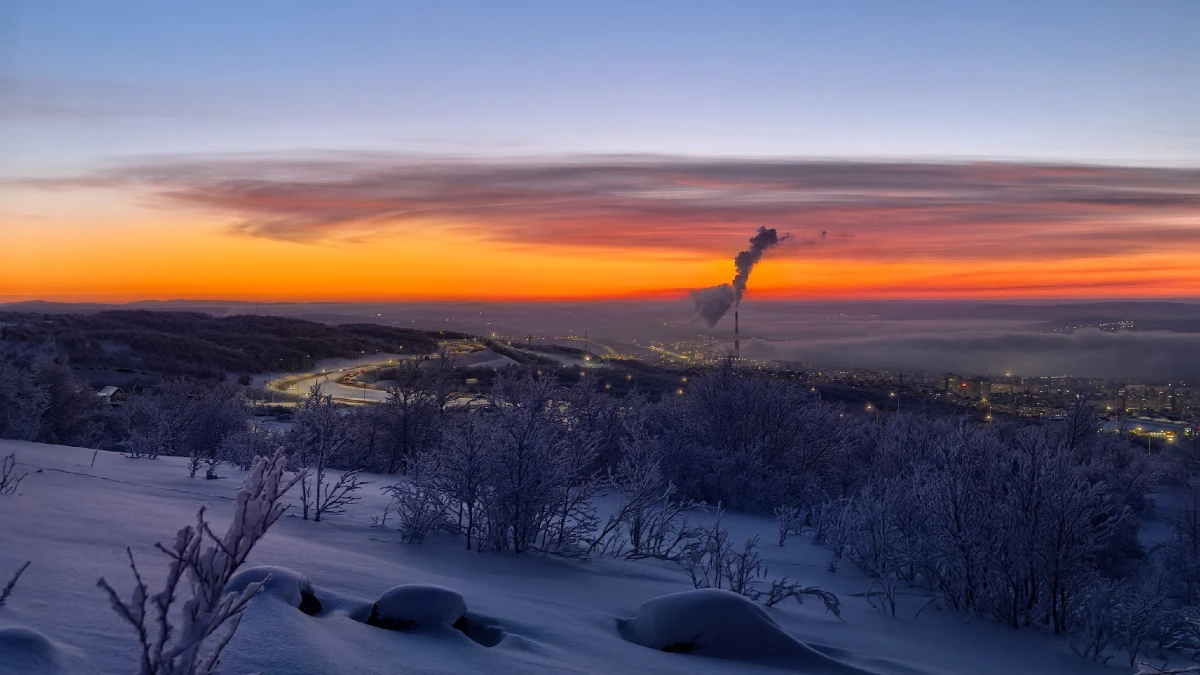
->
[[0, 441, 1122, 675]]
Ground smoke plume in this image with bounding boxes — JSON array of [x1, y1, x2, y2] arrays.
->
[[691, 284, 736, 330], [732, 226, 787, 303], [692, 226, 790, 329]]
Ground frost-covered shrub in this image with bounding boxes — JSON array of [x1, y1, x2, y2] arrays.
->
[[97, 449, 301, 675], [0, 452, 27, 496], [430, 415, 493, 550], [774, 503, 805, 547], [588, 426, 699, 560], [476, 373, 577, 553], [386, 474, 448, 544]]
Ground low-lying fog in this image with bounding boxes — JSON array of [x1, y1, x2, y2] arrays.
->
[[6, 299, 1200, 380]]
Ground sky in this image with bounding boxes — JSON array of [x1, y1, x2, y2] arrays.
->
[[1, 0, 1199, 303]]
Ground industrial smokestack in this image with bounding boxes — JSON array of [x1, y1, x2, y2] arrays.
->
[[690, 226, 790, 331], [735, 311, 740, 360]]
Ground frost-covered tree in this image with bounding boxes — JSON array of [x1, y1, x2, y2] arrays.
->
[[649, 364, 851, 509], [122, 379, 246, 467], [35, 359, 102, 446], [217, 424, 279, 472], [290, 383, 369, 521], [563, 379, 635, 471], [385, 452, 447, 544], [0, 359, 47, 441], [377, 358, 443, 474], [589, 424, 696, 559], [1037, 453, 1124, 634], [480, 373, 570, 553], [97, 450, 301, 675], [1070, 577, 1123, 662], [1166, 481, 1200, 606], [540, 412, 600, 554], [432, 415, 494, 550]]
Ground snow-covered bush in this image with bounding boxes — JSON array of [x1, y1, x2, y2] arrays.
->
[[366, 584, 467, 631], [1, 452, 27, 496], [97, 449, 301, 675]]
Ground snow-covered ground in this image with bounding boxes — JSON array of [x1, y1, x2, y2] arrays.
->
[[0, 441, 1125, 675]]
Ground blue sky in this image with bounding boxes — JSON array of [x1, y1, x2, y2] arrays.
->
[[3, 0, 1199, 174]]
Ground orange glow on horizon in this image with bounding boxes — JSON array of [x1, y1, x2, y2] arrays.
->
[[2, 210, 1198, 304]]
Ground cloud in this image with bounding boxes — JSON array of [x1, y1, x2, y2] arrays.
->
[[27, 154, 1200, 262], [744, 328, 1200, 381]]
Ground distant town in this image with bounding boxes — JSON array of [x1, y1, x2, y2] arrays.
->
[[518, 331, 1200, 445]]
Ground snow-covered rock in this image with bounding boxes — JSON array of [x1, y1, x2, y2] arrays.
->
[[226, 566, 323, 615], [366, 584, 467, 631], [618, 589, 864, 670]]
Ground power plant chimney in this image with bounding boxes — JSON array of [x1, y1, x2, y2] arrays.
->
[[734, 310, 740, 361]]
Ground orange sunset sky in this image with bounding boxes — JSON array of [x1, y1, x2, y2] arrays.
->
[[3, 3, 1199, 303], [3, 157, 1199, 303]]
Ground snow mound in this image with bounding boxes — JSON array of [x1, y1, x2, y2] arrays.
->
[[0, 626, 61, 675], [617, 589, 868, 670], [366, 584, 467, 631], [226, 566, 323, 615]]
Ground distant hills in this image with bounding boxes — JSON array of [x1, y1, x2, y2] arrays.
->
[[0, 310, 454, 380]]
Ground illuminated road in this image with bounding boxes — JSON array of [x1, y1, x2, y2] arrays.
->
[[265, 349, 489, 407], [266, 356, 403, 403]]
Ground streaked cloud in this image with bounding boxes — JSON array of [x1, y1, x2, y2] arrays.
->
[[39, 154, 1200, 265]]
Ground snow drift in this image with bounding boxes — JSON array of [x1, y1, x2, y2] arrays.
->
[[617, 589, 869, 672], [0, 626, 61, 675], [227, 566, 323, 615], [366, 584, 468, 631]]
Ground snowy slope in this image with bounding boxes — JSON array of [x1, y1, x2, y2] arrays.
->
[[0, 441, 1124, 675]]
